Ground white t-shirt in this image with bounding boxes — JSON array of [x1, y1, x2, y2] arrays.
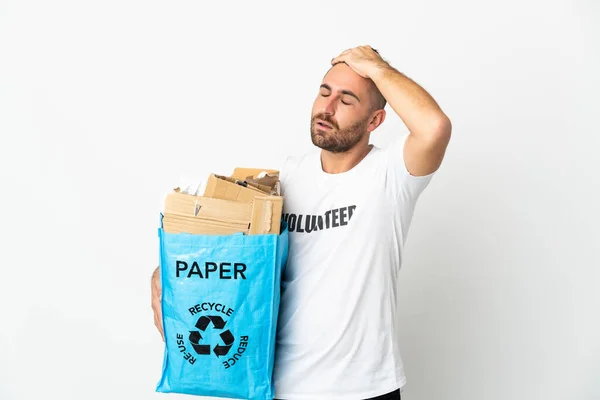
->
[[273, 135, 435, 400]]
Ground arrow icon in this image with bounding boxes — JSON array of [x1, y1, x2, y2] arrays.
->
[[188, 315, 235, 357], [213, 329, 234, 357], [195, 315, 226, 331], [189, 330, 210, 355]]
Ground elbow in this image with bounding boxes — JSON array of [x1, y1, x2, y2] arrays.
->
[[411, 113, 452, 143], [432, 114, 452, 139]]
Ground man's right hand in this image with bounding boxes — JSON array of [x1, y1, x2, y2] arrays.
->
[[151, 266, 165, 341]]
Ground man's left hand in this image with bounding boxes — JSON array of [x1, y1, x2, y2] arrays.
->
[[331, 45, 389, 79]]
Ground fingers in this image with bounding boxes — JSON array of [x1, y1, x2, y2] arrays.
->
[[153, 314, 165, 342], [331, 45, 381, 66], [152, 300, 165, 342], [341, 45, 378, 55], [331, 48, 350, 65], [152, 277, 162, 297], [331, 55, 347, 66], [151, 267, 164, 342], [359, 44, 378, 54]]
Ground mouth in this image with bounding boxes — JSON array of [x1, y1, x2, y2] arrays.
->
[[315, 120, 334, 130]]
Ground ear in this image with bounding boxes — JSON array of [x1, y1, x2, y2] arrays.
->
[[367, 109, 386, 133]]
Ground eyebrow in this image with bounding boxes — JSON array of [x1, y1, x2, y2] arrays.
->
[[320, 84, 361, 102]]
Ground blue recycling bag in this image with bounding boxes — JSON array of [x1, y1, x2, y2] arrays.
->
[[156, 219, 288, 400]]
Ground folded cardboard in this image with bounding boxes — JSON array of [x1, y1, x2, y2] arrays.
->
[[249, 195, 283, 235], [231, 167, 279, 181], [162, 168, 283, 236], [232, 167, 281, 196], [165, 190, 252, 221], [204, 174, 270, 203], [204, 167, 280, 202]]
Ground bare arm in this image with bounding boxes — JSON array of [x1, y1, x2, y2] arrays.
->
[[370, 64, 451, 176], [151, 266, 164, 341], [332, 46, 452, 176]]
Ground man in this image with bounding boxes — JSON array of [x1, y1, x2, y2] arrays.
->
[[151, 45, 451, 400]]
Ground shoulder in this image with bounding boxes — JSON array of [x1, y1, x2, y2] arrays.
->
[[280, 149, 318, 184], [378, 135, 436, 201]]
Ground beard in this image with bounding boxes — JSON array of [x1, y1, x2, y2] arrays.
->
[[310, 113, 370, 154]]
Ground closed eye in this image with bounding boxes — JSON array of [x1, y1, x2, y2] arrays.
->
[[321, 93, 352, 106], [319, 84, 360, 103]]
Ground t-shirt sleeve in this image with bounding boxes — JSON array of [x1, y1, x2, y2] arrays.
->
[[381, 134, 436, 205], [279, 155, 295, 197]]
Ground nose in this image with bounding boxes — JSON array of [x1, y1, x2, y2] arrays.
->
[[320, 95, 337, 116]]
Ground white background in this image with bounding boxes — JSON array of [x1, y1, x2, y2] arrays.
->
[[1, 0, 599, 399]]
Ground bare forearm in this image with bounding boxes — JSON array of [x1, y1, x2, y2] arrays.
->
[[151, 265, 164, 340], [371, 65, 450, 137]]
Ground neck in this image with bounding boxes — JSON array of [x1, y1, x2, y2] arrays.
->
[[320, 140, 373, 174]]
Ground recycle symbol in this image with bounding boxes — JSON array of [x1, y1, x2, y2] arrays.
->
[[189, 315, 235, 357]]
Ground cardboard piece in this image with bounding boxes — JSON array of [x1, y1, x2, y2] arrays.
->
[[249, 196, 283, 235], [165, 190, 253, 221], [163, 167, 283, 236], [204, 174, 270, 203], [162, 192, 253, 235], [231, 168, 280, 195], [231, 167, 278, 181]]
